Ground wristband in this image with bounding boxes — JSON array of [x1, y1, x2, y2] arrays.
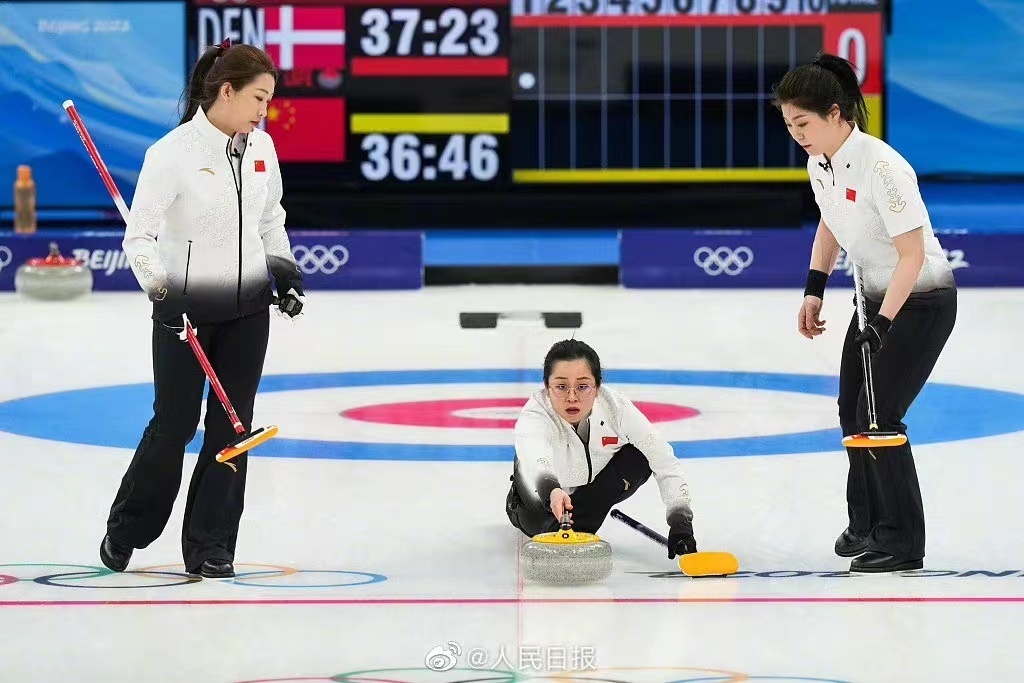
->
[[804, 269, 829, 299]]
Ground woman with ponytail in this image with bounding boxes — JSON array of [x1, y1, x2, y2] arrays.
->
[[99, 41, 306, 580], [772, 53, 957, 573]]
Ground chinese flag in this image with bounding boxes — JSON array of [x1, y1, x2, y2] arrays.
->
[[264, 6, 345, 72], [266, 98, 346, 162]]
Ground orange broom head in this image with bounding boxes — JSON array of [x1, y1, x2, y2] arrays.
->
[[216, 425, 279, 464], [679, 551, 739, 577], [842, 431, 907, 448]]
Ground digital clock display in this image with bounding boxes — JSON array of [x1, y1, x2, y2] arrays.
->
[[358, 133, 502, 181], [355, 7, 503, 58]]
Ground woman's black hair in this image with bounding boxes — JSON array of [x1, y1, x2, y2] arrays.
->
[[178, 42, 278, 126], [771, 52, 868, 131], [543, 339, 602, 387]]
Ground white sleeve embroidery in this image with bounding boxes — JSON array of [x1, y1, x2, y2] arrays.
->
[[122, 146, 176, 297], [870, 159, 927, 238]]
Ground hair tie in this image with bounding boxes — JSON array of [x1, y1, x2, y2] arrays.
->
[[218, 38, 231, 54], [814, 57, 838, 78]]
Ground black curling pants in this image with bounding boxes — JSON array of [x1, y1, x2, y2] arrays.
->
[[838, 287, 956, 561], [105, 309, 270, 572], [506, 444, 653, 536]]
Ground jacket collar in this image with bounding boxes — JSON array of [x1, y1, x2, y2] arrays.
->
[[192, 105, 242, 151], [826, 123, 864, 170]]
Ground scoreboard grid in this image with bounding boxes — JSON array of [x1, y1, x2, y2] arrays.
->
[[512, 26, 821, 179], [510, 11, 883, 182]]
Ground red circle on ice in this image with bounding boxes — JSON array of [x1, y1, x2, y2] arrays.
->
[[340, 398, 699, 429]]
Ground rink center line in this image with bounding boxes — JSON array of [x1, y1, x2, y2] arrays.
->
[[3, 596, 1024, 607]]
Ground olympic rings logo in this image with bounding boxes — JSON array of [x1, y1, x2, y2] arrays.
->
[[692, 246, 754, 276], [292, 244, 349, 275], [0, 563, 387, 589], [0, 246, 13, 273]]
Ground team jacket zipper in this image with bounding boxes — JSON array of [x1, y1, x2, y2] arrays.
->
[[575, 429, 594, 483], [226, 139, 246, 312], [182, 240, 193, 294], [818, 157, 835, 186]]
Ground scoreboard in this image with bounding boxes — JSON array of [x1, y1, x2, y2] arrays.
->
[[511, 0, 885, 182], [188, 0, 885, 193]]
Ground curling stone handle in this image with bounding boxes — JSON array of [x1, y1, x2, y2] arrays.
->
[[559, 511, 573, 530], [610, 509, 669, 547]]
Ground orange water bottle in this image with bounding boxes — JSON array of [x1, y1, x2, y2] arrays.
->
[[14, 165, 36, 234]]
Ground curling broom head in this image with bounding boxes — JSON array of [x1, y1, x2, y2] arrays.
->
[[678, 551, 740, 577], [842, 425, 907, 448], [216, 425, 279, 464]]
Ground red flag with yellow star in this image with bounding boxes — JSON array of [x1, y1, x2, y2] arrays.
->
[[266, 98, 346, 162]]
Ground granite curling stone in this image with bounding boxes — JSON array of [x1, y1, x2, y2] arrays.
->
[[520, 513, 613, 584], [15, 242, 93, 301]]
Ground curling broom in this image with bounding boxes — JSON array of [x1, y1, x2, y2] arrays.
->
[[610, 509, 738, 577], [63, 99, 278, 466], [841, 262, 907, 449]]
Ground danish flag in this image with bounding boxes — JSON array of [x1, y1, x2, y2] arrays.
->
[[264, 6, 345, 72]]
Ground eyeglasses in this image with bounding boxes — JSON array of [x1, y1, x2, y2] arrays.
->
[[549, 384, 596, 398]]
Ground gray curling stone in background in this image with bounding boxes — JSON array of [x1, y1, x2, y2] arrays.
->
[[520, 513, 613, 585], [15, 242, 93, 301]]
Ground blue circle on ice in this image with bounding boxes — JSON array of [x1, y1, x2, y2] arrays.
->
[[0, 369, 1021, 461]]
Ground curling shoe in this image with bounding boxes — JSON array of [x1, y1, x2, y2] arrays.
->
[[850, 551, 923, 573], [99, 535, 133, 572], [189, 559, 235, 579], [834, 528, 868, 558]]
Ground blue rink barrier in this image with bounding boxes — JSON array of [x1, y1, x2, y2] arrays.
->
[[620, 229, 1024, 288], [0, 229, 423, 291], [1, 226, 1019, 290]]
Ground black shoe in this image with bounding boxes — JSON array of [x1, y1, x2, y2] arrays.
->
[[834, 528, 869, 557], [99, 535, 133, 572], [850, 551, 923, 573], [192, 559, 234, 579]]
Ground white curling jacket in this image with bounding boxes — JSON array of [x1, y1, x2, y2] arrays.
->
[[807, 125, 955, 300], [514, 385, 694, 527], [122, 105, 303, 323]]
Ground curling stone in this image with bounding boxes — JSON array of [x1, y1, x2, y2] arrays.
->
[[15, 242, 93, 301], [520, 513, 613, 584]]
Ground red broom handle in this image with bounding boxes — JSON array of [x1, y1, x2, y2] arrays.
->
[[62, 100, 131, 223], [182, 321, 245, 435]]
